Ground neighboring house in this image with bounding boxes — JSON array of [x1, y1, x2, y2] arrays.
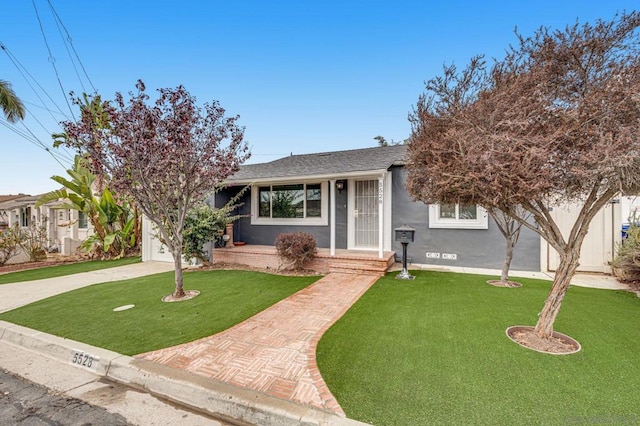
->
[[0, 194, 26, 232], [0, 193, 92, 261], [142, 144, 620, 273], [0, 195, 46, 233]]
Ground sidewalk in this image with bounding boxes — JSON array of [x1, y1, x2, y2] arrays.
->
[[0, 335, 228, 425]]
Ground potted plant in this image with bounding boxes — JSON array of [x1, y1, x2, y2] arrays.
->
[[611, 225, 640, 282]]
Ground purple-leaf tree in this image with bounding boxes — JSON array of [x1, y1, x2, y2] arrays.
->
[[63, 81, 249, 298]]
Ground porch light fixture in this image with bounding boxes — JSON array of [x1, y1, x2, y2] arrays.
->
[[335, 180, 344, 193]]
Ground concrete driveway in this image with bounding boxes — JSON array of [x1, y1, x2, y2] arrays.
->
[[0, 261, 175, 313]]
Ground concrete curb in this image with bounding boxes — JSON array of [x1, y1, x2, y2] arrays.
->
[[0, 321, 369, 426]]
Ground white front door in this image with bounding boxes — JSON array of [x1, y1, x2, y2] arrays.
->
[[350, 179, 379, 249]]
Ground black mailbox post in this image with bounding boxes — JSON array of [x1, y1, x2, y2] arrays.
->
[[395, 224, 415, 280]]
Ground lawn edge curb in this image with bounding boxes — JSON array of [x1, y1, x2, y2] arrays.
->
[[0, 321, 369, 426]]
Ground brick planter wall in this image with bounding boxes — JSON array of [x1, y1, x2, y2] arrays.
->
[[212, 245, 394, 275]]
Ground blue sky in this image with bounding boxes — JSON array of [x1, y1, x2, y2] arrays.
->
[[1, 0, 637, 194]]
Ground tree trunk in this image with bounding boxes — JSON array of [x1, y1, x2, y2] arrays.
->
[[533, 249, 580, 339], [172, 247, 185, 298], [501, 241, 515, 283]]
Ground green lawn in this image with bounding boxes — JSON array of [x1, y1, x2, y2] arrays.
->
[[317, 270, 640, 426], [0, 269, 319, 355], [0, 256, 141, 284]]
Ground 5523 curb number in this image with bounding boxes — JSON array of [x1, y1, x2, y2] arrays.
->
[[69, 350, 99, 370]]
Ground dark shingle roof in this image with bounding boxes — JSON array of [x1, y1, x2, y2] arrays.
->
[[228, 144, 408, 183]]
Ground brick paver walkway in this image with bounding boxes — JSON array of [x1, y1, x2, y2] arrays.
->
[[136, 272, 379, 415]]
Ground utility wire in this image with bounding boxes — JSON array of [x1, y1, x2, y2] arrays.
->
[[22, 99, 69, 117], [0, 42, 70, 122], [0, 44, 76, 165], [49, 7, 86, 94], [0, 119, 71, 169], [0, 41, 75, 161], [19, 121, 74, 164], [32, 0, 75, 120], [46, 0, 96, 93], [19, 104, 65, 149], [0, 1, 93, 175], [0, 112, 74, 164]]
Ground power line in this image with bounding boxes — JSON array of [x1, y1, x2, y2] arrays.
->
[[0, 44, 75, 167], [32, 0, 75, 120], [46, 0, 96, 94], [49, 7, 86, 94], [0, 1, 96, 175], [22, 99, 69, 117], [0, 119, 72, 170], [0, 41, 70, 122]]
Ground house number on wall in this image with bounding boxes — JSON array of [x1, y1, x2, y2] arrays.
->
[[378, 180, 384, 204], [69, 350, 99, 370]]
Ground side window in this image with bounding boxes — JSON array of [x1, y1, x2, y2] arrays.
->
[[429, 204, 488, 229]]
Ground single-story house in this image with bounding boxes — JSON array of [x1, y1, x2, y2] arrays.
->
[[142, 144, 621, 274], [213, 145, 543, 272]]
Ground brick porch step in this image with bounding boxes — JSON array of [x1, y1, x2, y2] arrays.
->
[[328, 261, 389, 275], [213, 245, 395, 275]]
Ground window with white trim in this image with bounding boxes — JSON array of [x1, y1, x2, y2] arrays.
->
[[429, 203, 488, 229], [252, 182, 327, 225]]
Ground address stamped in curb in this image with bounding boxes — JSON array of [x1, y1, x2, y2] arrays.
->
[[69, 350, 99, 370]]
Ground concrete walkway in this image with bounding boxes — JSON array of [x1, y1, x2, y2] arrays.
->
[[137, 272, 380, 416], [0, 261, 174, 313]]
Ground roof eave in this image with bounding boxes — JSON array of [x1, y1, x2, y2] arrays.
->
[[225, 168, 391, 186]]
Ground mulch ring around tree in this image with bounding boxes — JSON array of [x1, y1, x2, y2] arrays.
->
[[487, 279, 522, 288], [506, 325, 581, 355], [162, 290, 200, 302]]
